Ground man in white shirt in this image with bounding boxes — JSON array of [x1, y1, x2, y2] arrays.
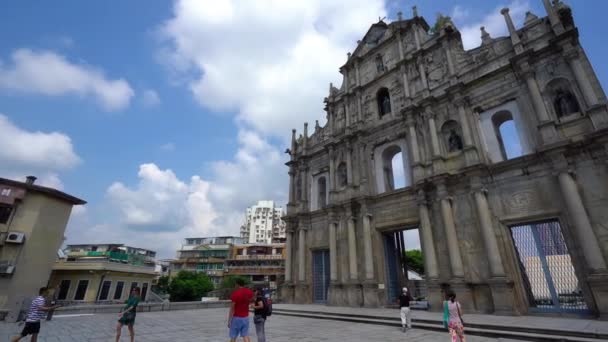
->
[[11, 287, 60, 342]]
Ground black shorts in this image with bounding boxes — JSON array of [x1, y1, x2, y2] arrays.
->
[[21, 321, 41, 336]]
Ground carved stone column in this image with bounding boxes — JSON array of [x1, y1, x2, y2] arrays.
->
[[417, 190, 439, 279], [522, 67, 559, 143], [438, 182, 464, 278], [401, 65, 411, 99], [346, 145, 353, 185], [347, 217, 358, 280], [285, 229, 293, 283], [457, 99, 480, 165], [406, 116, 424, 182], [344, 102, 351, 127], [427, 113, 441, 157], [442, 40, 455, 76], [418, 58, 428, 91], [473, 187, 506, 277], [564, 48, 599, 107], [501, 8, 523, 54], [288, 168, 296, 204], [329, 222, 338, 282], [355, 60, 361, 87], [357, 92, 363, 122], [329, 147, 336, 192], [362, 214, 374, 280], [298, 227, 307, 282], [558, 171, 607, 271], [542, 0, 565, 34]]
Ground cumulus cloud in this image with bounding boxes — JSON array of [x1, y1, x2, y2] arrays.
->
[[0, 114, 80, 189], [141, 89, 161, 107], [456, 1, 530, 50], [0, 49, 134, 111], [68, 0, 390, 257], [160, 142, 176, 151], [160, 0, 386, 137], [68, 129, 288, 258]]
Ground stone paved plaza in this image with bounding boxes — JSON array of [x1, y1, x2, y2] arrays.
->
[[0, 308, 530, 341]]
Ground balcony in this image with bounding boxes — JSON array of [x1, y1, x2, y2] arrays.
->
[[224, 266, 284, 275], [231, 255, 284, 260], [53, 259, 156, 275]]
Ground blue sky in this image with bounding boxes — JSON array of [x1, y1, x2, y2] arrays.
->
[[0, 0, 606, 257]]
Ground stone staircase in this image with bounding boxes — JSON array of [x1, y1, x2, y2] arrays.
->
[[272, 307, 608, 342]]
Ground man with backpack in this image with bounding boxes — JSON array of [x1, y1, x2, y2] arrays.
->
[[251, 288, 271, 342]]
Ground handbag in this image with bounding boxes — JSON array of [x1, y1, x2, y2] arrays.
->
[[442, 301, 449, 329]]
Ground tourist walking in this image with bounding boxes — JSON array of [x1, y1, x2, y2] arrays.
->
[[227, 278, 254, 342], [11, 287, 60, 342], [115, 287, 141, 342], [397, 287, 412, 332], [252, 288, 267, 342], [443, 291, 466, 342]]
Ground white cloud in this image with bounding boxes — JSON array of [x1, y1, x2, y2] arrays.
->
[[451, 5, 470, 22], [0, 49, 134, 111], [142, 89, 161, 107], [457, 1, 531, 50], [160, 0, 386, 138], [68, 0, 391, 258], [67, 129, 288, 258], [160, 142, 176, 151], [0, 114, 80, 189]]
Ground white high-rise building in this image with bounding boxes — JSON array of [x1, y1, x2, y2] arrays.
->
[[240, 200, 286, 244]]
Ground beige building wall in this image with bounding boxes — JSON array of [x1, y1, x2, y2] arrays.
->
[[48, 270, 155, 302], [0, 192, 76, 321]]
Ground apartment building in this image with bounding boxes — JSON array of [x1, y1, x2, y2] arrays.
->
[[0, 176, 86, 322], [225, 243, 285, 291], [240, 201, 286, 244], [48, 244, 157, 304], [171, 236, 243, 286]]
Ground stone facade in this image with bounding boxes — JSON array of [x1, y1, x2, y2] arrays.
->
[[281, 1, 608, 318]]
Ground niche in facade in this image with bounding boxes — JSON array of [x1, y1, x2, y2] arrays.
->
[[375, 54, 385, 73], [337, 163, 348, 188], [479, 101, 532, 163], [441, 120, 464, 153], [374, 139, 411, 193], [310, 173, 329, 211], [377, 88, 391, 118], [545, 78, 581, 118]]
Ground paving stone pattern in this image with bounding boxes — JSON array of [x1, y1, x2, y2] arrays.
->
[[0, 308, 529, 341]]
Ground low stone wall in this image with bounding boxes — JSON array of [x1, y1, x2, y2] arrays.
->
[[52, 300, 231, 316]]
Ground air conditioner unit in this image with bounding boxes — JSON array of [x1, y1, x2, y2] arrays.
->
[[0, 262, 15, 275], [5, 232, 25, 244]]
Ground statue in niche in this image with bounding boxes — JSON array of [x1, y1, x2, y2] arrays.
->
[[381, 94, 391, 115], [318, 180, 327, 208], [554, 89, 580, 117], [296, 176, 302, 201], [448, 129, 464, 152], [375, 55, 385, 73], [338, 163, 348, 187]]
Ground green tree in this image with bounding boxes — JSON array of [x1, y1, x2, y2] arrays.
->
[[429, 13, 453, 35], [153, 275, 170, 295], [168, 271, 214, 302], [404, 249, 425, 275], [220, 275, 251, 290]]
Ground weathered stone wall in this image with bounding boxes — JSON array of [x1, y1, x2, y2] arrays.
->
[[281, 1, 608, 318]]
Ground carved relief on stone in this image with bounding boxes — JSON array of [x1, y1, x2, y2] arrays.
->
[[473, 45, 496, 64], [503, 189, 539, 212], [362, 93, 373, 120], [427, 50, 448, 88]]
